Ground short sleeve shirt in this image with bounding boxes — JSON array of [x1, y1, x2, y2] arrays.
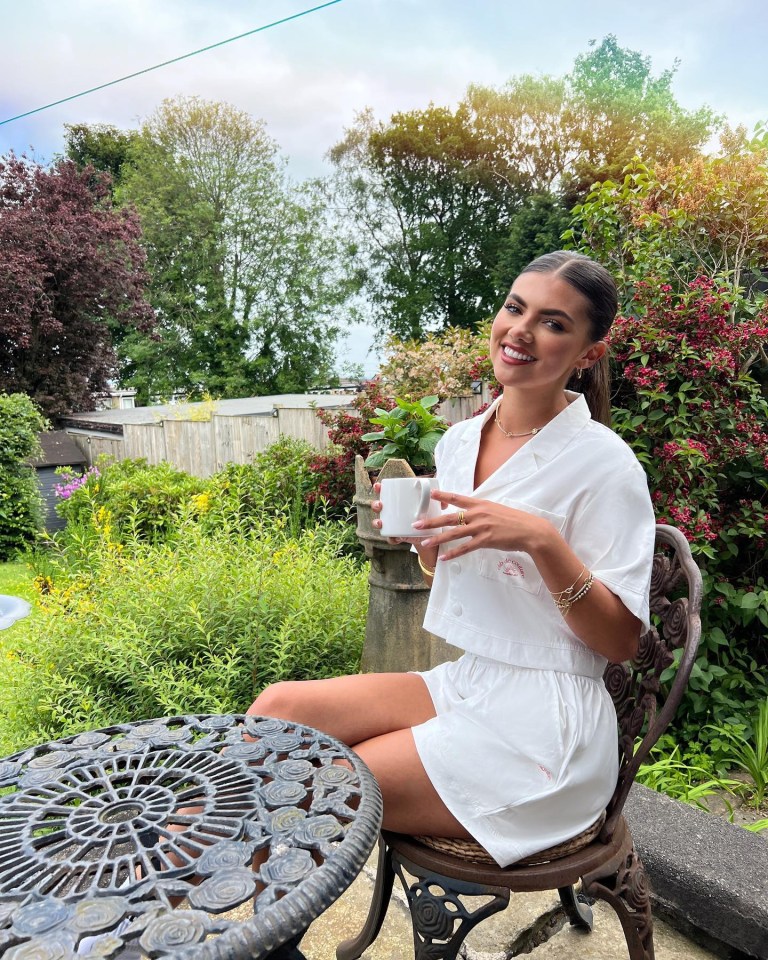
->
[[423, 393, 656, 679]]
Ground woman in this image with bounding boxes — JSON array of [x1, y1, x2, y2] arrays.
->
[[249, 251, 655, 867]]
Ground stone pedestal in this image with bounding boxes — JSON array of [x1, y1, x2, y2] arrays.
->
[[354, 455, 458, 673]]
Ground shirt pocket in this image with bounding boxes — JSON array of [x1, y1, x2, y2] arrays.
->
[[477, 499, 567, 597]]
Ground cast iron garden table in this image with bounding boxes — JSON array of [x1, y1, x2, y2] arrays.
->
[[0, 713, 382, 959]]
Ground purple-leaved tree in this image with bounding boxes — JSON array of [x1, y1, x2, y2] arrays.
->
[[0, 154, 154, 419]]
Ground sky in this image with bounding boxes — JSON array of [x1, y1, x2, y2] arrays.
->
[[2, 0, 767, 376]]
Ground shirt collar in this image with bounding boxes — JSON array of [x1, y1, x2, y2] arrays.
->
[[459, 391, 592, 494]]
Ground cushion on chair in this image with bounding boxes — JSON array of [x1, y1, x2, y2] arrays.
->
[[414, 810, 606, 866]]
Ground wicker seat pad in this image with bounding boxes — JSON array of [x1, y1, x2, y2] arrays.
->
[[414, 810, 606, 866]]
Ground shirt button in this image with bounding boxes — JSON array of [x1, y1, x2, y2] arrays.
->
[[451, 602, 463, 617], [450, 561, 461, 574]]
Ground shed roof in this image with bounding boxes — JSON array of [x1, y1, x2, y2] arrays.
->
[[31, 431, 88, 468], [59, 393, 356, 430]]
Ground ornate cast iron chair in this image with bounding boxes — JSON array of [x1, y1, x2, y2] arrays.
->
[[337, 523, 702, 960]]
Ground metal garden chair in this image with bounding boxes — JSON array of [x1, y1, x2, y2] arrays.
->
[[337, 523, 703, 960]]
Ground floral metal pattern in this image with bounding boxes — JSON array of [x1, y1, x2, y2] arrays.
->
[[0, 714, 382, 959]]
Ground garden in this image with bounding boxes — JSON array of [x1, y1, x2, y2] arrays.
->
[[0, 88, 767, 838]]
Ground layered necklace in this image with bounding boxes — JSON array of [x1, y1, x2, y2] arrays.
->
[[494, 404, 542, 439]]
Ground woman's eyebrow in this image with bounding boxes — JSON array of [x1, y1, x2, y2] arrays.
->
[[508, 292, 575, 324]]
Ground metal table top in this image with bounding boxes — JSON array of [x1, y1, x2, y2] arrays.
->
[[0, 714, 383, 959]]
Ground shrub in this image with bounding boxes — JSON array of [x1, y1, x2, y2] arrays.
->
[[204, 436, 322, 537], [379, 326, 489, 401], [0, 517, 368, 753], [0, 393, 48, 559], [55, 457, 208, 544], [308, 380, 397, 509], [609, 278, 768, 732]]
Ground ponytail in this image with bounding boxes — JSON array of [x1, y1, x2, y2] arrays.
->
[[567, 353, 611, 427]]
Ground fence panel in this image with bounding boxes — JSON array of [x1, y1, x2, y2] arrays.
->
[[212, 415, 279, 470], [161, 419, 216, 477], [439, 395, 483, 424], [274, 406, 331, 449], [123, 423, 166, 464]]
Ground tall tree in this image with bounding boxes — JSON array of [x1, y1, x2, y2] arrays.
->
[[118, 97, 349, 401], [329, 104, 522, 340], [468, 35, 719, 205], [63, 122, 140, 188], [0, 155, 153, 419]]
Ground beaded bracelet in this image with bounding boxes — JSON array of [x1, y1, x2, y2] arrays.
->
[[554, 572, 594, 617], [417, 555, 436, 578]]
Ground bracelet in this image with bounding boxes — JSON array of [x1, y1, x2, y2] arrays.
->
[[553, 572, 594, 617], [550, 565, 586, 603], [417, 555, 436, 578]]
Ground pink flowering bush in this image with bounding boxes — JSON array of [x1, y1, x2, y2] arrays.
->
[[53, 466, 100, 501], [609, 277, 768, 728]]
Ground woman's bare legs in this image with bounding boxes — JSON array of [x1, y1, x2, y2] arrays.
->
[[248, 673, 471, 838]]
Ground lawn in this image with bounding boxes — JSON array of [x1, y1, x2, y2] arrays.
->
[[0, 561, 36, 602]]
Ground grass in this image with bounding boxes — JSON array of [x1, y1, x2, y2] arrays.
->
[[0, 560, 36, 602]]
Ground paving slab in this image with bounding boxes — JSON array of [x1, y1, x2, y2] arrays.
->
[[298, 852, 723, 960]]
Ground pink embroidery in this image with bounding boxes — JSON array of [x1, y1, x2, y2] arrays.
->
[[537, 764, 553, 781], [497, 557, 525, 578]]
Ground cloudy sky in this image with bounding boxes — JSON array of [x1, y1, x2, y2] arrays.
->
[[2, 0, 766, 373]]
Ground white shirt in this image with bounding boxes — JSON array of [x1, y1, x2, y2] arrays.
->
[[423, 392, 655, 678]]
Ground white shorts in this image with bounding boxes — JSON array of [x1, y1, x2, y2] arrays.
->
[[411, 653, 618, 867]]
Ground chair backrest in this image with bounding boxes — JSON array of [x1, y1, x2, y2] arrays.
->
[[601, 523, 703, 841]]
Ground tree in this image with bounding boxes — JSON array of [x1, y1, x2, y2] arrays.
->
[[329, 104, 522, 340], [571, 128, 768, 329], [0, 155, 154, 419], [468, 35, 719, 205], [63, 122, 140, 188], [118, 97, 350, 401], [330, 38, 718, 343], [492, 194, 572, 290]]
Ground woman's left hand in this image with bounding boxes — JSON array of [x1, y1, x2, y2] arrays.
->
[[414, 490, 549, 562]]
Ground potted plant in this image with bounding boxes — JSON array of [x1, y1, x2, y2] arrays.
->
[[360, 395, 449, 474], [354, 395, 448, 543]]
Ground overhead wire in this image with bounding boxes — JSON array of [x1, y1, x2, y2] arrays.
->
[[0, 0, 344, 127]]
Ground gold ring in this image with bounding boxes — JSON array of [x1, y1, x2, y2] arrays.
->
[[456, 510, 466, 526]]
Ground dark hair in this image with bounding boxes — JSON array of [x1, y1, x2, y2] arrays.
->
[[520, 250, 617, 426]]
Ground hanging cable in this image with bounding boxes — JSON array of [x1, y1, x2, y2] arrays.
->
[[0, 0, 345, 127]]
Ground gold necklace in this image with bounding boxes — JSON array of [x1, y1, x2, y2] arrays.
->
[[494, 404, 541, 439]]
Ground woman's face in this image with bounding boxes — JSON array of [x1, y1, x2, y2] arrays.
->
[[489, 271, 606, 395]]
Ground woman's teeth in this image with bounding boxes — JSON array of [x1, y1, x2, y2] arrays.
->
[[502, 346, 535, 362]]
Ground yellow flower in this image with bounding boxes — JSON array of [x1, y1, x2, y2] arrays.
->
[[192, 492, 212, 514]]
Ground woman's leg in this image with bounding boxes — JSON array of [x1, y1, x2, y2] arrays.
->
[[249, 673, 471, 838], [248, 672, 437, 745], [353, 727, 470, 837]]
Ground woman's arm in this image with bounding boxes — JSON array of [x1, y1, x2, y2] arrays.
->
[[414, 491, 642, 662]]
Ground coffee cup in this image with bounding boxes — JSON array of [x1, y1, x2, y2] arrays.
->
[[378, 477, 442, 538]]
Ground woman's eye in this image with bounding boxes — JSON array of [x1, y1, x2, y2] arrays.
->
[[543, 318, 564, 331], [504, 302, 520, 314]]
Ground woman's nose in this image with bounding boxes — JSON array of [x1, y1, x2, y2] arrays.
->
[[509, 319, 534, 342]]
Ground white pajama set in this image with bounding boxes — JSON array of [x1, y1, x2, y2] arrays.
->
[[411, 392, 656, 867]]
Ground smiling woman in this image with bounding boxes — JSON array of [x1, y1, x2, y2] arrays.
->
[[248, 250, 657, 869]]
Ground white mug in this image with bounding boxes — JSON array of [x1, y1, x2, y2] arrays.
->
[[379, 477, 442, 538]]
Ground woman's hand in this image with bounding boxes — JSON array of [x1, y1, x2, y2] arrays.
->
[[412, 490, 550, 562]]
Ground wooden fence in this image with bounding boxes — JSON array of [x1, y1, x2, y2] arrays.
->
[[67, 391, 491, 478]]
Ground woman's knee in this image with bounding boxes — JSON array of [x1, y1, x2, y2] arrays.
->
[[247, 680, 305, 720]]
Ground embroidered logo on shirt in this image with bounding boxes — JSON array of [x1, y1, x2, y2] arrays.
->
[[497, 557, 525, 578], [537, 763, 553, 781]]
